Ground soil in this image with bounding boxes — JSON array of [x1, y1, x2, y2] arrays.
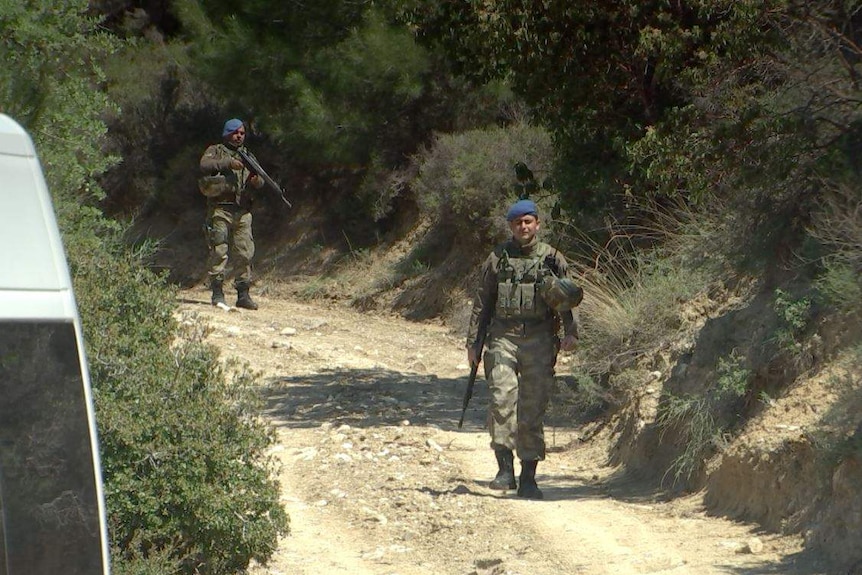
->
[[176, 286, 834, 575]]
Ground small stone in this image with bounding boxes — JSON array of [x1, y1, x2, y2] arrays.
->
[[426, 438, 443, 452], [745, 537, 764, 554], [280, 327, 297, 336]]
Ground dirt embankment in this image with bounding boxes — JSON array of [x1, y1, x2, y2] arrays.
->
[[177, 287, 834, 575]]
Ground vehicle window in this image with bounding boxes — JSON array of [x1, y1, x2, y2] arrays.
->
[[0, 322, 106, 575]]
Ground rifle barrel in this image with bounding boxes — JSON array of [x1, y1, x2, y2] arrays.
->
[[237, 148, 292, 207]]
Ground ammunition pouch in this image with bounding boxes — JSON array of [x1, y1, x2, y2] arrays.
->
[[198, 174, 236, 198]]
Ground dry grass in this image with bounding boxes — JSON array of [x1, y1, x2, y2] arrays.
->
[[563, 199, 723, 381]]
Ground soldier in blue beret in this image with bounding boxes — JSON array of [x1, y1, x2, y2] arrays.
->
[[466, 198, 581, 499], [199, 118, 265, 310]]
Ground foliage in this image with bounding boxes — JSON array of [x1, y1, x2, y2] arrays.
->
[[2, 3, 289, 573], [569, 201, 717, 385], [715, 351, 751, 398], [408, 122, 555, 247], [816, 261, 862, 315], [0, 0, 120, 203], [75, 242, 288, 574], [811, 181, 862, 314], [656, 350, 749, 484], [181, 2, 433, 165], [657, 394, 723, 484], [400, 1, 783, 203], [772, 288, 812, 350]]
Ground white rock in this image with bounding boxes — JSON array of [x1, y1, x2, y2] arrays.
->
[[426, 438, 443, 452], [225, 326, 241, 336], [361, 507, 388, 525], [280, 327, 297, 336], [746, 537, 764, 554], [400, 419, 411, 426]]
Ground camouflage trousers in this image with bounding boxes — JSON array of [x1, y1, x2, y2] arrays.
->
[[483, 320, 558, 461], [206, 204, 255, 286]]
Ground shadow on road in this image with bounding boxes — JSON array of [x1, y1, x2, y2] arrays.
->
[[261, 366, 499, 432], [259, 368, 834, 574]]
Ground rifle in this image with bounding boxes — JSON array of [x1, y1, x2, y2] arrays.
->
[[236, 147, 292, 208], [458, 324, 488, 429]]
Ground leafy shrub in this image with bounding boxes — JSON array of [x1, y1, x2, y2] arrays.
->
[[816, 260, 862, 314], [772, 288, 812, 350], [410, 122, 554, 247], [715, 350, 751, 398], [74, 244, 288, 574]]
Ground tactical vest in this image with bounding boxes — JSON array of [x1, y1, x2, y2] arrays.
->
[[199, 144, 248, 205], [494, 243, 553, 321]]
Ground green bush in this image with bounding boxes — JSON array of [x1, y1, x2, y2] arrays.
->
[[816, 260, 862, 314], [410, 122, 555, 246], [772, 288, 812, 350], [74, 245, 288, 574]]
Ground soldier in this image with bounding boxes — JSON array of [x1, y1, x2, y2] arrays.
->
[[466, 198, 582, 499], [198, 118, 265, 310]]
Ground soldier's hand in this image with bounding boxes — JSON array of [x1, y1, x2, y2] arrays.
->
[[230, 159, 244, 170], [543, 255, 560, 276], [249, 174, 264, 188], [467, 345, 478, 367]]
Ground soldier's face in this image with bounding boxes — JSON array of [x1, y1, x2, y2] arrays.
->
[[509, 215, 539, 245], [226, 126, 246, 146]]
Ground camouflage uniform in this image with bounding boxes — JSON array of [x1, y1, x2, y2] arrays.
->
[[199, 142, 262, 287], [466, 236, 578, 462]]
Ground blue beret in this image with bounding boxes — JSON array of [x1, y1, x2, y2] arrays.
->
[[222, 118, 244, 137], [506, 199, 538, 221]]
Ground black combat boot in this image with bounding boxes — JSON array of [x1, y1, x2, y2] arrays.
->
[[517, 460, 543, 500], [235, 282, 258, 310], [489, 448, 517, 490], [211, 279, 226, 306]]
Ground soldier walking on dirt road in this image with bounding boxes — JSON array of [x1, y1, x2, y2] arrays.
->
[[198, 118, 265, 310], [466, 199, 582, 499]]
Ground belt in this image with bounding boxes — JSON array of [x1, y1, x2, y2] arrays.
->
[[492, 318, 554, 337]]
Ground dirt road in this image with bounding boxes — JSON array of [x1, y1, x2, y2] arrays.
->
[[178, 288, 824, 575]]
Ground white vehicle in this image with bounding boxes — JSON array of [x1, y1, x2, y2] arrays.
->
[[0, 114, 111, 574]]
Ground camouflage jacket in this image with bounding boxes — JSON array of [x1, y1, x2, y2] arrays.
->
[[199, 143, 263, 207], [466, 237, 578, 347]]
